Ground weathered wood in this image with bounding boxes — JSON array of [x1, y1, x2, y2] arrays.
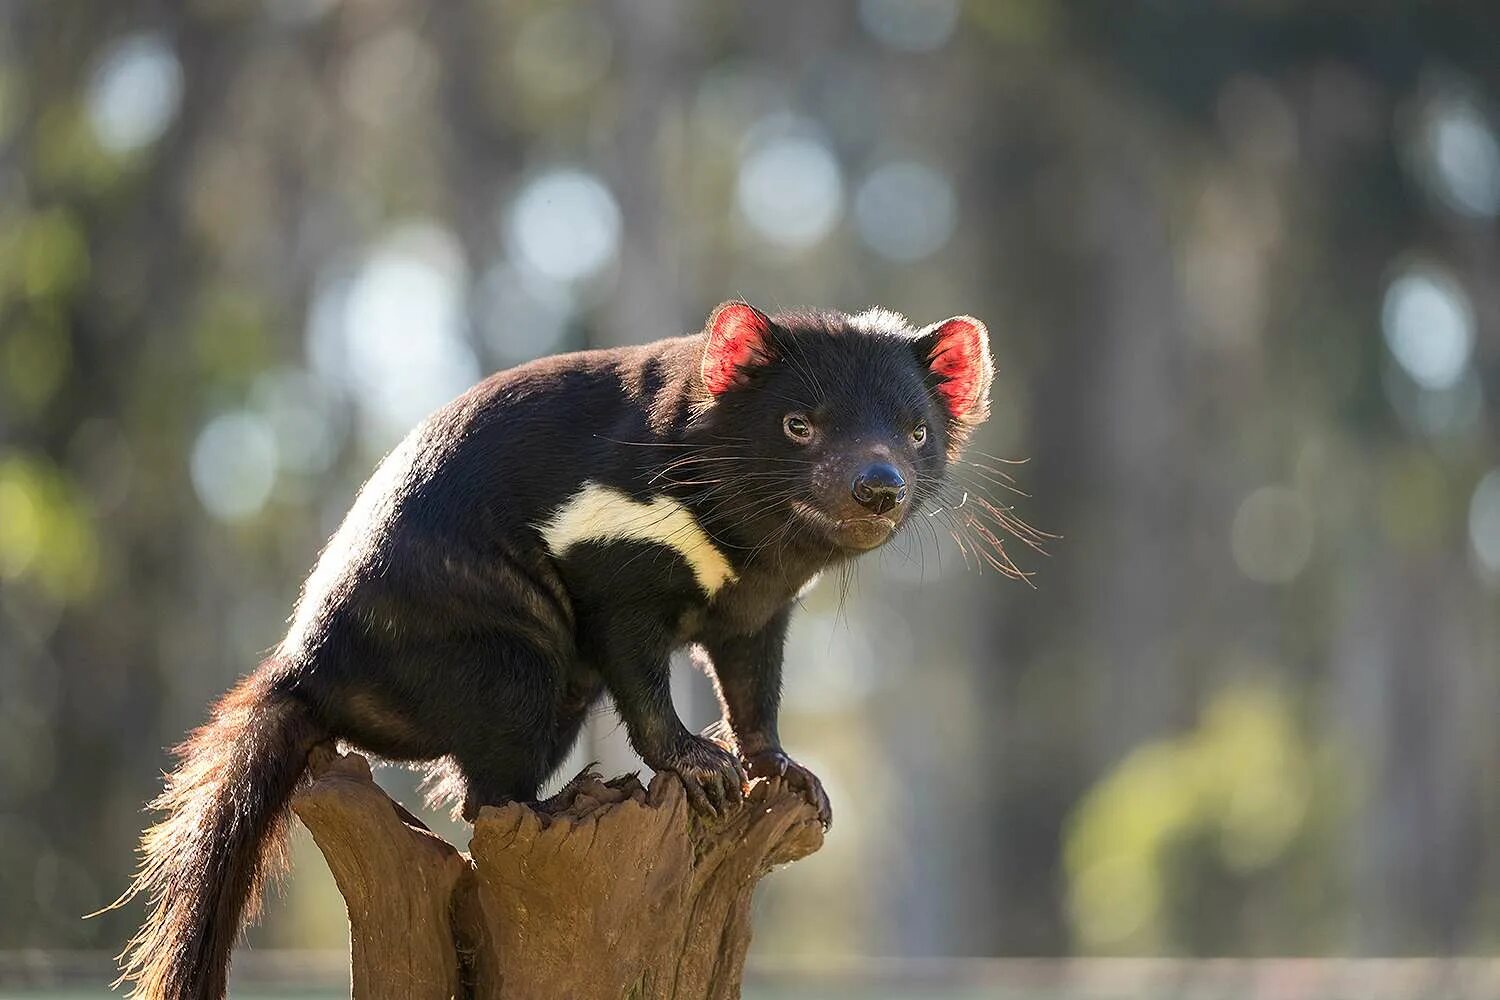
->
[[291, 748, 824, 1000], [291, 748, 470, 1000]]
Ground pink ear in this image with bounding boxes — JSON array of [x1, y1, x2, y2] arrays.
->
[[918, 315, 993, 426], [700, 301, 774, 394]]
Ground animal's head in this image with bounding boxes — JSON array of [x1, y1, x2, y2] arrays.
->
[[691, 300, 993, 557]]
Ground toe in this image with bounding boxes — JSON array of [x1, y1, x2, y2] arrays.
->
[[679, 773, 713, 815]]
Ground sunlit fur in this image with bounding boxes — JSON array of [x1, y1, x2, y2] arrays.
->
[[110, 668, 321, 1000]]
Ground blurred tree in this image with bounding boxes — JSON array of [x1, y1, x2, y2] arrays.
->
[[0, 0, 1498, 967]]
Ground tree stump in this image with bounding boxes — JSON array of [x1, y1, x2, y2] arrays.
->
[[290, 747, 825, 1000]]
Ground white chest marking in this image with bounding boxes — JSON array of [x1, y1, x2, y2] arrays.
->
[[539, 482, 738, 597]]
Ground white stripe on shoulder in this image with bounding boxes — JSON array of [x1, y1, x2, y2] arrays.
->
[[539, 482, 738, 597]]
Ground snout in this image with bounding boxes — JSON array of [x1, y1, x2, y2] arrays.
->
[[791, 456, 912, 553], [851, 462, 907, 516]]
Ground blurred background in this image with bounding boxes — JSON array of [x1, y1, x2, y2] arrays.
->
[[3, 0, 1500, 997]]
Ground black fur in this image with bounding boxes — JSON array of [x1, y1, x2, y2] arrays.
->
[[118, 303, 992, 999]]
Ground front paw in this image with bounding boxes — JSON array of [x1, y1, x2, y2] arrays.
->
[[743, 748, 832, 830], [654, 735, 748, 818]]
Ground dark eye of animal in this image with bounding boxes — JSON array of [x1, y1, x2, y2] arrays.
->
[[911, 423, 928, 446], [783, 413, 813, 443]]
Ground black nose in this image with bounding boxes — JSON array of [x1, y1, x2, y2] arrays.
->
[[851, 462, 907, 515]]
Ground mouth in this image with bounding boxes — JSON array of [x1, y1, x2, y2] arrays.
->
[[791, 501, 898, 552]]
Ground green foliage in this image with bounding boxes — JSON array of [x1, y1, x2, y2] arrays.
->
[[1064, 679, 1342, 954], [0, 452, 99, 604]]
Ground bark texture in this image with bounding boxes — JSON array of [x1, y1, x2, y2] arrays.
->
[[290, 747, 824, 1000]]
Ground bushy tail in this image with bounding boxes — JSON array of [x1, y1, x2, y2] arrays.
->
[[112, 664, 325, 1000]]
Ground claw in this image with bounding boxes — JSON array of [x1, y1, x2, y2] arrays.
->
[[680, 775, 710, 816], [659, 733, 748, 820], [742, 748, 832, 830], [731, 762, 748, 800], [704, 776, 724, 814]]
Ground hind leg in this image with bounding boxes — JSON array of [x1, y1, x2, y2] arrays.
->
[[458, 748, 551, 822], [388, 636, 569, 822], [300, 625, 584, 820], [532, 672, 605, 788], [467, 679, 600, 815], [357, 632, 567, 821]]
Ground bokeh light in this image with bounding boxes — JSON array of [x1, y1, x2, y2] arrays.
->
[[1469, 470, 1500, 581], [1231, 486, 1313, 584], [858, 0, 960, 52], [0, 462, 43, 580], [474, 263, 574, 366], [190, 411, 278, 522], [854, 160, 957, 261], [1417, 94, 1500, 219], [736, 117, 844, 252], [310, 221, 480, 452], [504, 168, 622, 287], [250, 369, 341, 478], [85, 31, 183, 155], [1381, 264, 1474, 391], [344, 225, 477, 447]]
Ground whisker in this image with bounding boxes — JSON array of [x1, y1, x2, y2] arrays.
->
[[964, 449, 1032, 467], [953, 463, 1030, 497]]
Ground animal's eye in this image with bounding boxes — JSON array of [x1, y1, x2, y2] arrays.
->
[[911, 423, 928, 446], [783, 413, 813, 444]]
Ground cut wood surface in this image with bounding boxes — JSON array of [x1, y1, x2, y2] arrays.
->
[[290, 746, 824, 1000]]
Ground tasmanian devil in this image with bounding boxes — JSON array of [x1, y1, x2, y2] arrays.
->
[[114, 301, 997, 999]]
